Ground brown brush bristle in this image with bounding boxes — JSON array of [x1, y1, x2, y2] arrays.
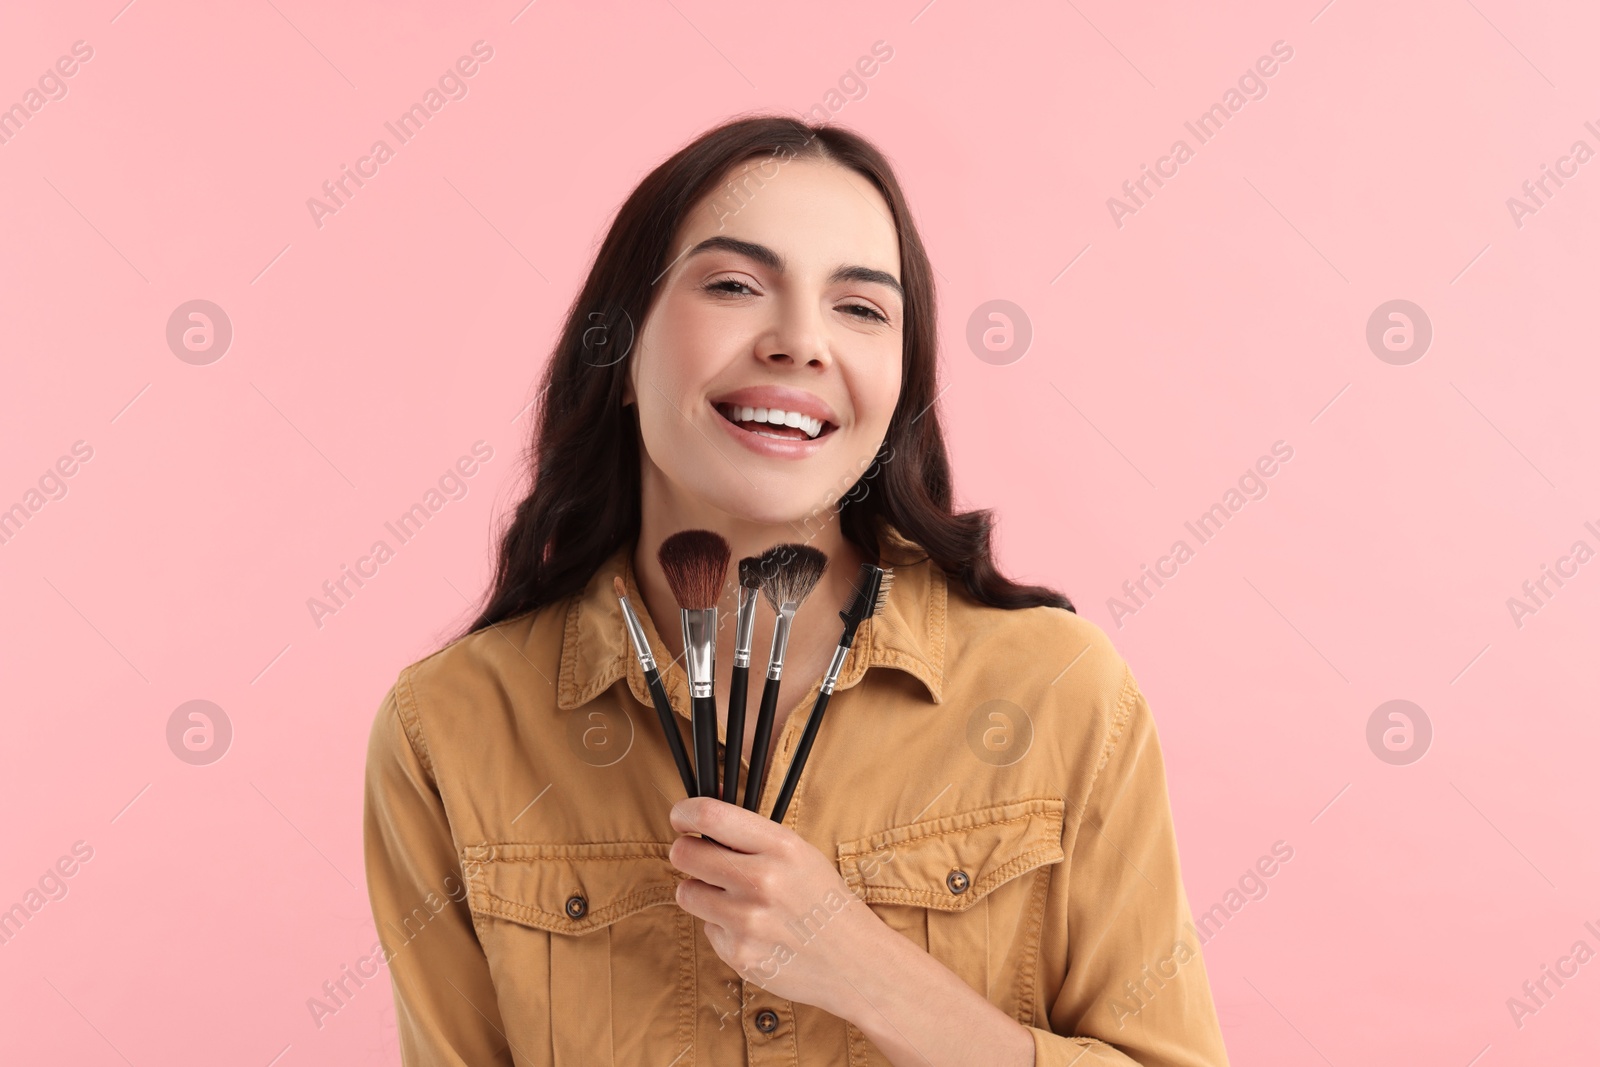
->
[[738, 556, 764, 591], [613, 576, 626, 598], [872, 568, 895, 615], [657, 529, 731, 610], [759, 543, 828, 610]]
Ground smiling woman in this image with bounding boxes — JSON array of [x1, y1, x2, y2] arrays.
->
[[362, 115, 1231, 1067], [624, 159, 905, 525]]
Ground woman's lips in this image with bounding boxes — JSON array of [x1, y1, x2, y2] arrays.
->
[[710, 401, 837, 458]]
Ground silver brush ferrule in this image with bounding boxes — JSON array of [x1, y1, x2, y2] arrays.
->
[[617, 594, 657, 672], [681, 607, 716, 698], [819, 644, 849, 695], [733, 584, 759, 668], [765, 605, 797, 681]]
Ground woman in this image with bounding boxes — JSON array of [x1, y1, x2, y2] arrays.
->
[[363, 115, 1230, 1066]]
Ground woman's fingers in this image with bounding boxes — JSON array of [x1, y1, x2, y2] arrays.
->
[[670, 795, 787, 856], [673, 871, 721, 919], [670, 826, 770, 895]]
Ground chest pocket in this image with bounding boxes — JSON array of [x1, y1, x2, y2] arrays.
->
[[835, 797, 1066, 1008], [462, 841, 694, 1067]]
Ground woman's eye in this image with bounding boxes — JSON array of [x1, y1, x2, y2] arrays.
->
[[841, 303, 889, 324], [703, 278, 887, 324]]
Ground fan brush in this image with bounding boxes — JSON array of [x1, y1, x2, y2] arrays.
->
[[743, 543, 829, 811]]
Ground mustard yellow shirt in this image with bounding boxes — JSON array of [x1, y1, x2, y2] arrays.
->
[[362, 524, 1230, 1065]]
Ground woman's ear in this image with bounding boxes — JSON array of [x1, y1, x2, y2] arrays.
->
[[619, 347, 639, 405]]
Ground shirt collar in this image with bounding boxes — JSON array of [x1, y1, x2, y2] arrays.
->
[[556, 520, 946, 711]]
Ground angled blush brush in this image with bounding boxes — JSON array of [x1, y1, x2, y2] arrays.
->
[[721, 558, 764, 807], [742, 543, 829, 813], [657, 529, 732, 801], [613, 576, 696, 799], [768, 562, 893, 825]]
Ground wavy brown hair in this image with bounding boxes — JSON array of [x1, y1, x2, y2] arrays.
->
[[458, 114, 1073, 640]]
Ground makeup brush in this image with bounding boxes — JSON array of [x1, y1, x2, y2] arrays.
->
[[769, 563, 893, 825], [657, 529, 732, 801], [742, 543, 829, 813], [721, 558, 764, 806], [613, 576, 696, 799]]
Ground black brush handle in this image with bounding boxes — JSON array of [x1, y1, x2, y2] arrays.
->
[[644, 666, 695, 799], [769, 688, 832, 825], [742, 676, 782, 811], [722, 664, 748, 805], [692, 693, 719, 800], [689, 693, 726, 847]]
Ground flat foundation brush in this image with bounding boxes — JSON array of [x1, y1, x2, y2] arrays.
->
[[769, 563, 893, 825], [742, 543, 829, 813], [613, 576, 696, 799], [657, 530, 732, 801], [721, 558, 764, 807]]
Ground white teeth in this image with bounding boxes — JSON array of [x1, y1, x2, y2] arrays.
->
[[718, 403, 827, 439]]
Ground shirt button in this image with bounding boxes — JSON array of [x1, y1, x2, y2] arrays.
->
[[565, 894, 588, 919], [754, 1008, 779, 1034], [946, 869, 970, 894]]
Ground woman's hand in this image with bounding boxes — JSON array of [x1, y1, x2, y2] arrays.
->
[[668, 795, 1037, 1065], [668, 795, 881, 1018]]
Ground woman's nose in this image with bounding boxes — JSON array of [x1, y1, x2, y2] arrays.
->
[[758, 298, 831, 368]]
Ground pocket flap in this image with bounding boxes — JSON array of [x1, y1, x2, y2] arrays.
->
[[835, 797, 1065, 912], [461, 841, 684, 934]]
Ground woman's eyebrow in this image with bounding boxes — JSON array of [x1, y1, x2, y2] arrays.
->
[[684, 235, 903, 301]]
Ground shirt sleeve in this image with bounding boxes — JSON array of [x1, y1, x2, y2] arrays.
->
[[363, 671, 516, 1066], [1026, 664, 1231, 1067]]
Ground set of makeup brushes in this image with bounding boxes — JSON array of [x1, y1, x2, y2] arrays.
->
[[612, 530, 893, 826]]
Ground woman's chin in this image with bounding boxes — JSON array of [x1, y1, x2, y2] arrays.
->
[[700, 485, 845, 535]]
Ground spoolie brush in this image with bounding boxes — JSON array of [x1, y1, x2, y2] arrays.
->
[[769, 562, 893, 824], [721, 558, 764, 807], [613, 576, 696, 799], [657, 530, 731, 802], [742, 543, 829, 813]]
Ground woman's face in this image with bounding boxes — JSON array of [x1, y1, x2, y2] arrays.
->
[[625, 156, 904, 527]]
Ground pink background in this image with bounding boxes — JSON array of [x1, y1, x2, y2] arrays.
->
[[2, 0, 1596, 1062]]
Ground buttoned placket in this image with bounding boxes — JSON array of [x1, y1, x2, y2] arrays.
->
[[709, 975, 795, 1063]]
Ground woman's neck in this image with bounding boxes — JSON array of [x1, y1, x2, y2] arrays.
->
[[631, 500, 872, 674]]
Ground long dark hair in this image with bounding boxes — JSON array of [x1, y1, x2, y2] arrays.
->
[[458, 114, 1073, 640]]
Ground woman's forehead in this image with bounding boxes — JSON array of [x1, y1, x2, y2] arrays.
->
[[678, 157, 901, 277]]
